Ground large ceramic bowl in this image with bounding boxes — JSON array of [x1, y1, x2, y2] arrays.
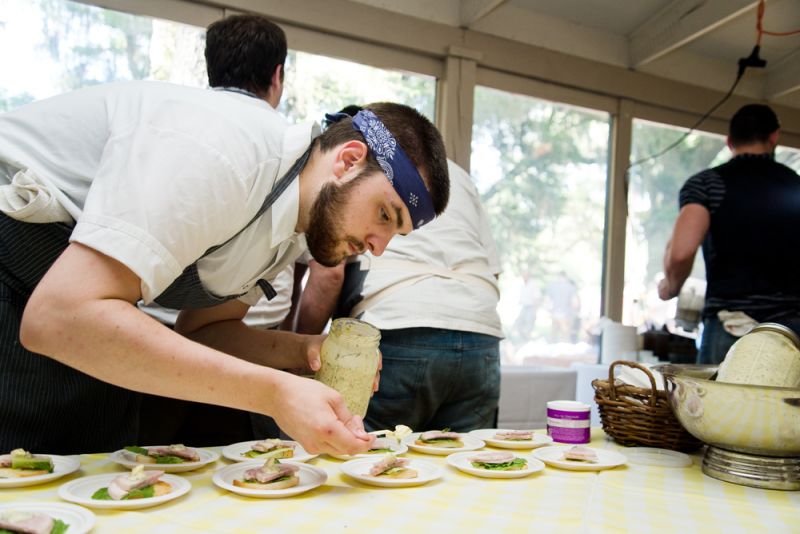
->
[[654, 364, 800, 456]]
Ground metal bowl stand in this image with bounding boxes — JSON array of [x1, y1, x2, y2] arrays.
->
[[703, 446, 800, 490]]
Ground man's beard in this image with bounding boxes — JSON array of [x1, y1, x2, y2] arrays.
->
[[305, 177, 364, 267]]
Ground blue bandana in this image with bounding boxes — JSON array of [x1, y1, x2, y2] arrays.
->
[[325, 109, 436, 229]]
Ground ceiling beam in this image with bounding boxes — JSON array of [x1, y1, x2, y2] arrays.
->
[[459, 0, 509, 28], [764, 49, 800, 99], [629, 0, 757, 68]]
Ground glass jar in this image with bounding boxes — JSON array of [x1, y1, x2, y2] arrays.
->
[[315, 318, 381, 417], [717, 322, 800, 388]]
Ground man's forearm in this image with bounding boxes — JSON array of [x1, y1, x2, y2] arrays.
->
[[180, 320, 312, 369], [659, 240, 695, 299], [22, 296, 288, 416], [659, 204, 710, 300], [295, 262, 344, 334]]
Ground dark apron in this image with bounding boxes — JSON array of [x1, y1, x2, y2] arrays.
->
[[0, 149, 308, 454]]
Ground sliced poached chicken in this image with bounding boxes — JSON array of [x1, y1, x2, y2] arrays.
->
[[419, 431, 461, 441], [563, 445, 599, 463], [243, 459, 299, 484], [468, 451, 516, 464], [145, 444, 200, 462], [251, 439, 295, 453], [0, 511, 54, 534], [369, 454, 410, 476], [108, 465, 165, 500], [494, 430, 533, 440]]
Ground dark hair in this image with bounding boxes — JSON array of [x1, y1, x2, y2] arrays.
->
[[316, 103, 449, 215], [729, 104, 780, 147], [205, 14, 287, 97]]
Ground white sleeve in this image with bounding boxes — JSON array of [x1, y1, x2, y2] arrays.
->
[[71, 123, 258, 302]]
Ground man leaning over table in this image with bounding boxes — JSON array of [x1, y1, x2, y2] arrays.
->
[[0, 76, 449, 454], [295, 108, 501, 432], [658, 104, 800, 363]]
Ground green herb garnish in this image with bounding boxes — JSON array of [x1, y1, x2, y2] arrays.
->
[[471, 458, 528, 470], [91, 484, 155, 500]]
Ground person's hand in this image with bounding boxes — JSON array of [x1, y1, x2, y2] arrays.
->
[[270, 373, 375, 455], [303, 334, 326, 373], [657, 277, 675, 300], [372, 350, 382, 394]]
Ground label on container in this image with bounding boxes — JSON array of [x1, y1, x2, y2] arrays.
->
[[547, 402, 590, 444]]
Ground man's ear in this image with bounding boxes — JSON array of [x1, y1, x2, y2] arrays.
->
[[266, 64, 283, 108], [768, 129, 779, 148], [726, 136, 734, 151], [332, 140, 369, 180]]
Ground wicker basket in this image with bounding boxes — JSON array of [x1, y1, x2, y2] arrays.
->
[[592, 360, 703, 452]]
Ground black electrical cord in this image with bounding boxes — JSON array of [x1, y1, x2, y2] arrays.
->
[[626, 0, 800, 177], [626, 69, 743, 177]]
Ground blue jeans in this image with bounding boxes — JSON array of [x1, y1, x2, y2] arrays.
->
[[697, 317, 738, 365], [365, 327, 500, 432], [698, 313, 800, 365]]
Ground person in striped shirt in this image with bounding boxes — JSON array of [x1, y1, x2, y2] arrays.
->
[[658, 104, 800, 364]]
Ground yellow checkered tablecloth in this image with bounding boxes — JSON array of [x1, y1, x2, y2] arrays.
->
[[2, 430, 798, 533]]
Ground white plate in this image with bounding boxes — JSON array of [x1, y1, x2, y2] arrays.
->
[[340, 457, 444, 487], [532, 445, 627, 471], [468, 428, 554, 450], [0, 502, 95, 534], [402, 432, 485, 455], [0, 455, 81, 488], [58, 473, 191, 510], [221, 440, 317, 463], [328, 442, 409, 460], [109, 447, 219, 473], [445, 451, 545, 479], [212, 460, 327, 498]]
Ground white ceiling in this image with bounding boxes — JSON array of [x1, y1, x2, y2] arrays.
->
[[351, 0, 800, 109]]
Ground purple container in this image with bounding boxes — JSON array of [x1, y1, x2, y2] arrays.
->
[[547, 400, 590, 444]]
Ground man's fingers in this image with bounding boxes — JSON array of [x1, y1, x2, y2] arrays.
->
[[345, 414, 372, 441], [327, 399, 372, 453]]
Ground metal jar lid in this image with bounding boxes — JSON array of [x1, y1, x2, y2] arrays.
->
[[749, 322, 800, 350]]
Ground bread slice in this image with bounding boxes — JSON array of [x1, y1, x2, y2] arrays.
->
[[377, 467, 418, 479], [233, 476, 299, 490], [152, 481, 172, 497], [125, 481, 172, 499], [242, 448, 294, 460], [0, 467, 51, 478]]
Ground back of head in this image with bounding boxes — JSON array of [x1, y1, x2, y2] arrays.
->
[[205, 14, 287, 97], [317, 103, 450, 215], [729, 104, 780, 148]]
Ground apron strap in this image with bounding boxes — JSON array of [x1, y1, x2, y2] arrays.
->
[[201, 147, 310, 258]]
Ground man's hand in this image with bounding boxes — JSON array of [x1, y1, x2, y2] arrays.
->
[[302, 334, 325, 373], [270, 374, 374, 455], [373, 350, 382, 394], [657, 277, 676, 300]]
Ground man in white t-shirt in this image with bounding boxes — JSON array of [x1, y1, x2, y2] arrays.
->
[[0, 80, 450, 453], [296, 154, 502, 432]]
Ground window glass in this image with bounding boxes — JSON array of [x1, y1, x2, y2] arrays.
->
[[776, 145, 800, 173], [279, 50, 435, 123], [0, 0, 207, 111], [472, 85, 610, 366], [624, 120, 727, 332], [0, 0, 436, 124]]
